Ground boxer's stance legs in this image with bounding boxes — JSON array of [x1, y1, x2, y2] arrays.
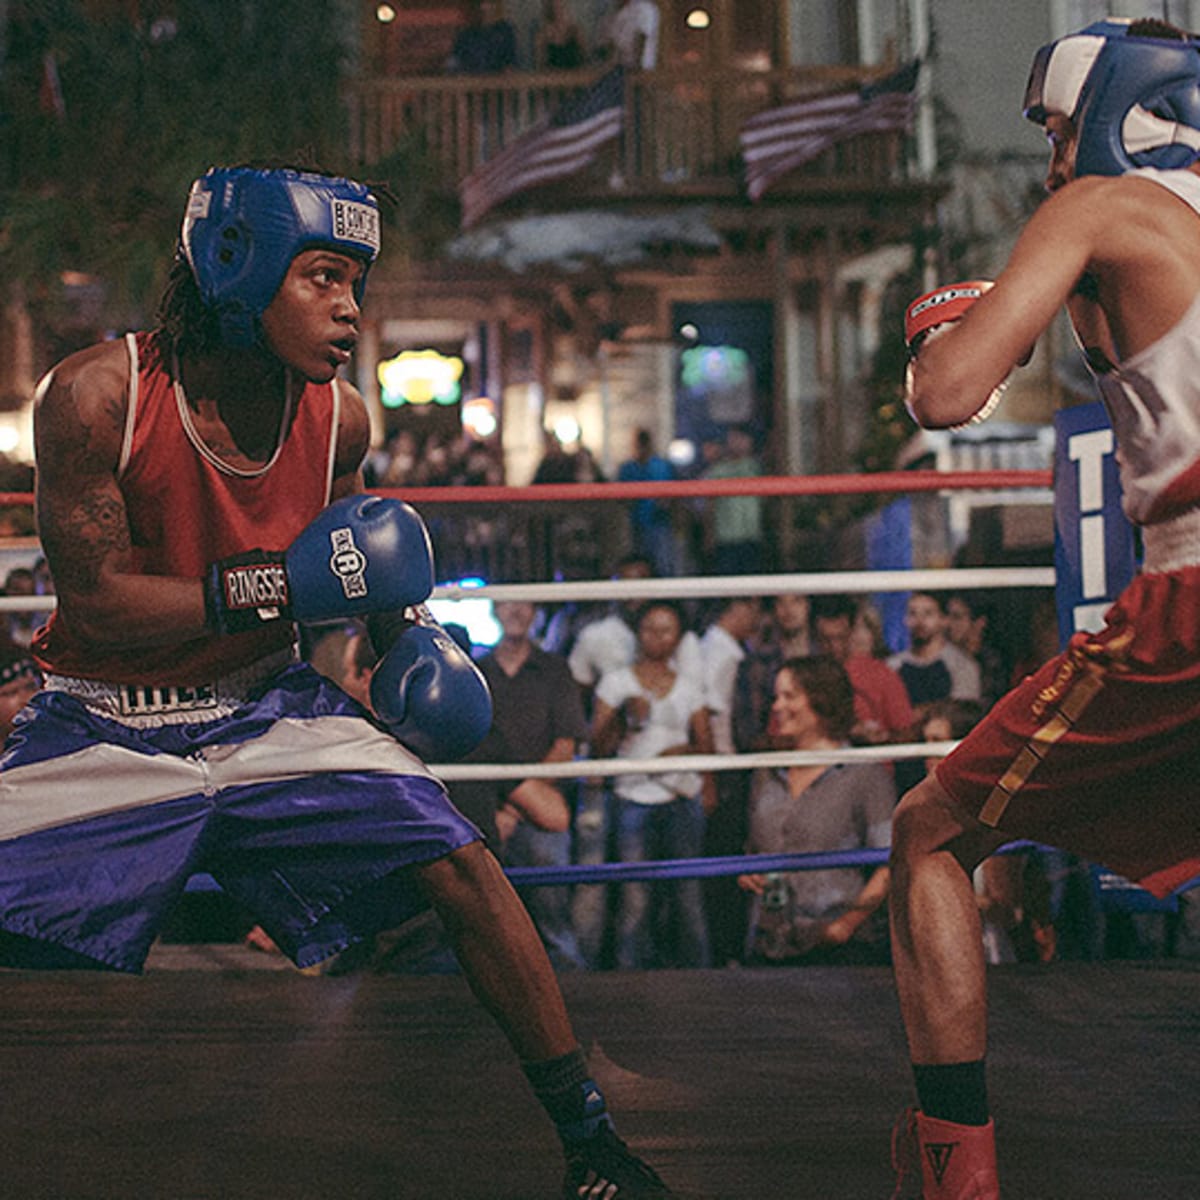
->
[[419, 840, 672, 1197], [888, 777, 1007, 1200], [418, 840, 575, 1060], [889, 777, 1006, 1066]]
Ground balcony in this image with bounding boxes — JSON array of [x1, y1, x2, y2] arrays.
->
[[346, 64, 920, 210]]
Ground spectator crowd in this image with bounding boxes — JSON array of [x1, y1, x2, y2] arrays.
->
[[288, 566, 1199, 973]]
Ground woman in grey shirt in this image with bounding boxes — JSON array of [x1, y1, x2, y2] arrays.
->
[[737, 656, 896, 964]]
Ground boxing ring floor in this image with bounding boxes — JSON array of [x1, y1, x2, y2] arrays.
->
[[1, 949, 1195, 1199]]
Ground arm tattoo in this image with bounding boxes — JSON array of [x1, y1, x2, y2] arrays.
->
[[35, 368, 131, 598], [39, 490, 131, 596]]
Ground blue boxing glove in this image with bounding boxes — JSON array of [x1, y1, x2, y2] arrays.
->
[[205, 494, 435, 634], [369, 606, 493, 762]]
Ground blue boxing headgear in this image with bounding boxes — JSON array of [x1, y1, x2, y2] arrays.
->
[[1023, 19, 1200, 177], [180, 166, 382, 349]]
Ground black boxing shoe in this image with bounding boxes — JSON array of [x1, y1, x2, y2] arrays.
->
[[561, 1124, 674, 1198]]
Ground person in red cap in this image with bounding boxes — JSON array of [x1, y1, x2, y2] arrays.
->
[[889, 16, 1200, 1199]]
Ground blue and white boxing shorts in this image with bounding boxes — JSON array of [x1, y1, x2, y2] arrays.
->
[[0, 653, 482, 973]]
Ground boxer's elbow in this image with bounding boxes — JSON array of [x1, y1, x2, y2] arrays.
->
[[908, 389, 982, 430], [906, 358, 994, 430]]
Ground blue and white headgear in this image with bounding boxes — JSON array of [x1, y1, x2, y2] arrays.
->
[[180, 166, 382, 348], [1023, 18, 1200, 177]]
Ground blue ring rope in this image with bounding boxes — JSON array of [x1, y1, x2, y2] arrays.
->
[[501, 842, 1047, 886], [186, 843, 1195, 904]]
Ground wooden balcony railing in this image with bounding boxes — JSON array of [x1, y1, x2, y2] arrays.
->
[[346, 64, 913, 201]]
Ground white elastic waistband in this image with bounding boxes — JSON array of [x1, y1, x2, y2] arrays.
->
[[1142, 507, 1200, 573], [42, 648, 297, 728]]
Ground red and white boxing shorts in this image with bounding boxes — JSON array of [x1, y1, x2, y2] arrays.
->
[[937, 509, 1200, 898]]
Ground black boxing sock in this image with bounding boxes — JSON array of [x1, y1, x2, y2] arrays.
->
[[913, 1060, 990, 1126]]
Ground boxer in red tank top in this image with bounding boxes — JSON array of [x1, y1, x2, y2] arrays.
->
[[8, 165, 673, 1199]]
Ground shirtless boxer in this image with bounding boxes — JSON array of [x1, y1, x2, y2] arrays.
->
[[890, 18, 1200, 1198]]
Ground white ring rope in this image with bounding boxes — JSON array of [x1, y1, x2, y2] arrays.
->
[[0, 596, 55, 613], [0, 566, 1056, 615], [433, 740, 958, 780], [432, 567, 1055, 604]]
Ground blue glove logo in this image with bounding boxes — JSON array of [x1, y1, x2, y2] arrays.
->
[[328, 527, 368, 600]]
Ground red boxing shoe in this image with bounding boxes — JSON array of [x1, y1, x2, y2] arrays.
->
[[890, 1109, 1000, 1199]]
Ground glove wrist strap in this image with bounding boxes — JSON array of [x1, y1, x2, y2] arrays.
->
[[205, 550, 291, 635], [366, 608, 416, 657]]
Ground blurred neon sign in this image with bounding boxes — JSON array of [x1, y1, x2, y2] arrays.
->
[[378, 349, 464, 408], [680, 344, 751, 392]]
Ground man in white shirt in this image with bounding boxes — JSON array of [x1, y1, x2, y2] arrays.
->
[[568, 555, 652, 699], [698, 597, 763, 756]]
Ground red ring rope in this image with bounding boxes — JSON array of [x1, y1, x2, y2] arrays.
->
[[383, 469, 1050, 504], [0, 470, 1050, 510]]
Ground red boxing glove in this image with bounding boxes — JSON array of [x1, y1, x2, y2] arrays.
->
[[904, 280, 1008, 430], [904, 280, 993, 356]]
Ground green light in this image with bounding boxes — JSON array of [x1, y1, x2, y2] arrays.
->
[[680, 344, 750, 391]]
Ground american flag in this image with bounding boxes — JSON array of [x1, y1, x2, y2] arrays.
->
[[739, 59, 919, 201], [460, 66, 626, 228]]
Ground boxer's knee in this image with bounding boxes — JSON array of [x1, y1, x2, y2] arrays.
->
[[892, 778, 948, 865], [418, 839, 512, 917], [419, 838, 492, 889], [891, 776, 1004, 879]]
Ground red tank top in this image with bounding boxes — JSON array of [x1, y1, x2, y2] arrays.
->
[[34, 331, 340, 685]]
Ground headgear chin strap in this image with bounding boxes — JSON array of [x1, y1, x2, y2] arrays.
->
[[181, 167, 382, 349], [1023, 18, 1200, 177]]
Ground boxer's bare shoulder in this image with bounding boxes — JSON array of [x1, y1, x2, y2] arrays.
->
[[34, 338, 130, 464]]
